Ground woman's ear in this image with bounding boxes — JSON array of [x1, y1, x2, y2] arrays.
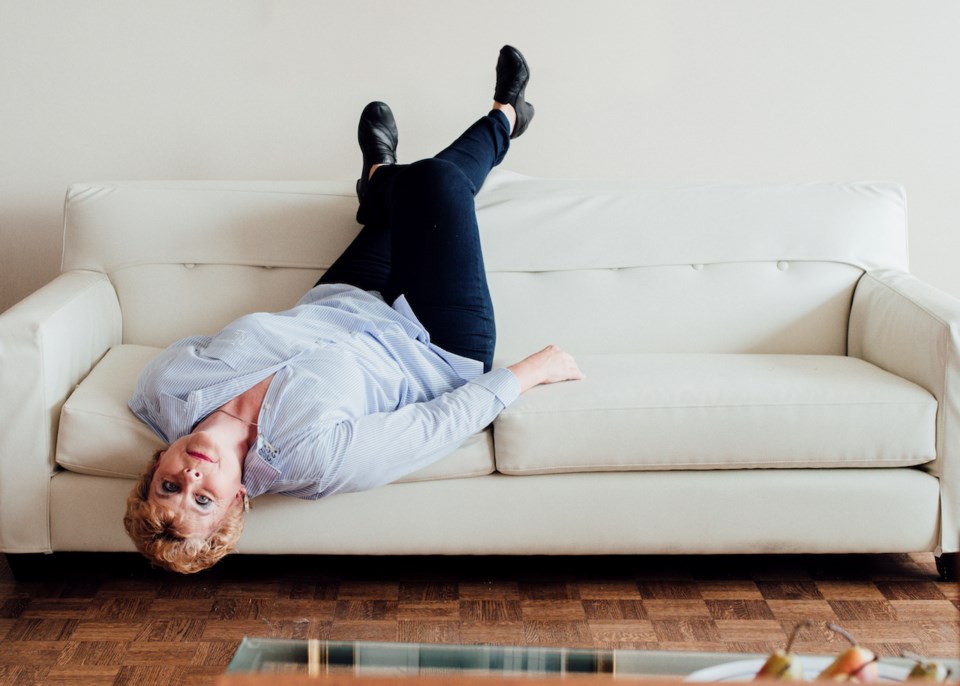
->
[[236, 485, 250, 512]]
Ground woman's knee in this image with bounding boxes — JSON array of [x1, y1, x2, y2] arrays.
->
[[402, 158, 475, 198], [386, 157, 480, 245]]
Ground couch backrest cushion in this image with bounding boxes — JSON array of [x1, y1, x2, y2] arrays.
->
[[62, 174, 908, 355]]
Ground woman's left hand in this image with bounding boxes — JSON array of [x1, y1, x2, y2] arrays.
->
[[506, 344, 585, 393]]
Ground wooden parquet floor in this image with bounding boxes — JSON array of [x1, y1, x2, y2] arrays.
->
[[0, 552, 957, 685]]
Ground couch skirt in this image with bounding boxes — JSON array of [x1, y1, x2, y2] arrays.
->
[[50, 468, 939, 555]]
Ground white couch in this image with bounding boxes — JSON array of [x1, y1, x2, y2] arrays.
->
[[2, 172, 958, 577]]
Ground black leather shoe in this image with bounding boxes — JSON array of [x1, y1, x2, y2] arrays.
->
[[494, 45, 535, 139], [357, 101, 398, 199]]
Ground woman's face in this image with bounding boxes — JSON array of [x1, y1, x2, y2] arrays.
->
[[148, 431, 245, 538]]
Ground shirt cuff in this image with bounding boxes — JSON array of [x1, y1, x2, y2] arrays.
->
[[470, 367, 522, 407]]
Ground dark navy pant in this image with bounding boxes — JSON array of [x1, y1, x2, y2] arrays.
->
[[317, 110, 511, 372]]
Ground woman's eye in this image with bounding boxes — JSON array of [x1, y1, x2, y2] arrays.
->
[[162, 481, 179, 493], [196, 495, 211, 506]]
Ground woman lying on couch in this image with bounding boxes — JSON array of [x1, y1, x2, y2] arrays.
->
[[124, 46, 584, 574]]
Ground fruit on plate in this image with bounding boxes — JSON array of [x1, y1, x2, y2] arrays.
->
[[903, 652, 952, 682], [754, 620, 815, 680], [817, 624, 879, 682]]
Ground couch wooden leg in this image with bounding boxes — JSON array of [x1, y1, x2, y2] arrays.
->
[[935, 552, 958, 581]]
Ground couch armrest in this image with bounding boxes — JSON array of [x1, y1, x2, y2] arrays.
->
[[0, 271, 121, 552], [848, 269, 960, 552]]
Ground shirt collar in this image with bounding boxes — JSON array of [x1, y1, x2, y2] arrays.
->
[[242, 441, 282, 498]]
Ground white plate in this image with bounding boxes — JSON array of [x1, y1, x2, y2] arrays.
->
[[685, 657, 911, 682]]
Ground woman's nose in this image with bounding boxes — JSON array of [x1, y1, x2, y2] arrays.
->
[[184, 467, 201, 479]]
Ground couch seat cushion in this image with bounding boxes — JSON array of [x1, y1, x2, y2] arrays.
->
[[493, 354, 936, 474], [57, 344, 495, 482]]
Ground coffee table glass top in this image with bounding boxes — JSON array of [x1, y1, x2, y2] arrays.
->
[[226, 639, 956, 679]]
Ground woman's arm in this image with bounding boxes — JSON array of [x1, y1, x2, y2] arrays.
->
[[302, 368, 518, 496], [286, 346, 584, 498]]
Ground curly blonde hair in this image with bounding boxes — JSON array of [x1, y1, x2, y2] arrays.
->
[[123, 450, 245, 574]]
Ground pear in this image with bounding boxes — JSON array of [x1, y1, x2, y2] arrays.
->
[[818, 624, 879, 683], [754, 650, 805, 681], [754, 620, 815, 680], [904, 652, 952, 682]]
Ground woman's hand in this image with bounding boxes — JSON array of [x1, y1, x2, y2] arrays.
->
[[507, 345, 585, 394]]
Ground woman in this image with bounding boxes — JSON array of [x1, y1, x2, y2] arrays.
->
[[124, 46, 584, 574]]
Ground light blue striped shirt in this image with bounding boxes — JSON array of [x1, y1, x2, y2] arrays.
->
[[129, 283, 520, 499]]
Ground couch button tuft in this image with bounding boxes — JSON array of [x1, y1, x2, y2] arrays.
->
[[777, 261, 790, 271], [692, 264, 704, 271], [184, 263, 196, 269]]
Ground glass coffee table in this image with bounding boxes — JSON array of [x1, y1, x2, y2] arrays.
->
[[226, 639, 956, 681]]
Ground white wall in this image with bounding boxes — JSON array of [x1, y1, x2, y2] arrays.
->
[[2, 0, 959, 313]]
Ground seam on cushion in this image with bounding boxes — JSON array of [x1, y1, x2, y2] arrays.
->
[[76, 184, 354, 199], [61, 407, 150, 428], [398, 466, 494, 483], [61, 407, 154, 426], [108, 261, 332, 275], [496, 457, 936, 474], [865, 271, 952, 327], [488, 259, 867, 276], [163, 188, 352, 198], [500, 400, 936, 416], [56, 465, 139, 479]]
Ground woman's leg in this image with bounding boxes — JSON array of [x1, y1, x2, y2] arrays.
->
[[432, 110, 511, 193], [316, 102, 399, 292], [320, 46, 531, 366], [314, 220, 391, 292], [375, 111, 512, 371], [314, 109, 511, 295]]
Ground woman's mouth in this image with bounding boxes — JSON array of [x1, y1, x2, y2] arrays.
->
[[187, 451, 214, 463]]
